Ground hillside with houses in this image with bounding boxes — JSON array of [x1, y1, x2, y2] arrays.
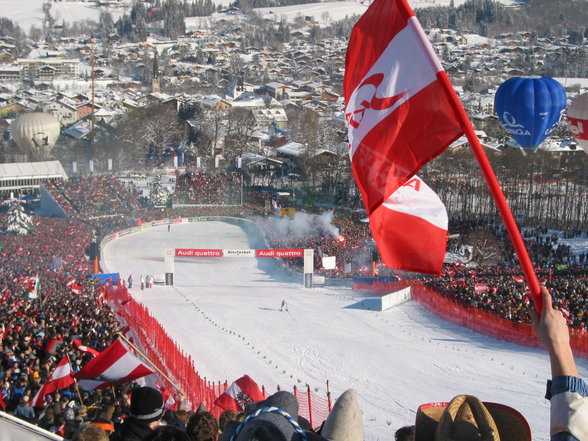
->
[[0, 0, 586, 195]]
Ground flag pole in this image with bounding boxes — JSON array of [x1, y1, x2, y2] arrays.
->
[[437, 72, 542, 312], [116, 333, 182, 392], [74, 379, 84, 406]]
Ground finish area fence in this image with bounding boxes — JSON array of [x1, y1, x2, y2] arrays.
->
[[105, 286, 332, 425]]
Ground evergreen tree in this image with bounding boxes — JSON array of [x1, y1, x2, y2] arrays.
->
[[6, 199, 32, 236], [163, 0, 186, 39], [150, 175, 171, 207], [100, 11, 115, 39], [131, 1, 149, 42]]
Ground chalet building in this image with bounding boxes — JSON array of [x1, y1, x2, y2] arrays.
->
[[252, 108, 288, 128], [0, 51, 15, 63], [201, 96, 232, 110], [17, 58, 79, 80], [0, 65, 22, 81], [0, 102, 29, 117], [75, 102, 96, 121], [265, 82, 293, 100], [43, 100, 77, 126]]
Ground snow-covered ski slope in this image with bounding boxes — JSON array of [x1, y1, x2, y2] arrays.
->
[[102, 220, 588, 441]]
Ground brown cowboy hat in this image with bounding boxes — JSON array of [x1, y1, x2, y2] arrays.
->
[[415, 395, 531, 441]]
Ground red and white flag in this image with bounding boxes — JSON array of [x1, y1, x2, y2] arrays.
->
[[214, 375, 265, 411], [344, 0, 464, 274], [474, 283, 489, 294], [73, 339, 100, 357], [155, 382, 177, 410], [449, 278, 465, 287], [31, 355, 75, 407], [512, 276, 525, 284], [368, 176, 448, 274], [120, 325, 135, 345], [0, 288, 10, 303], [74, 338, 154, 390], [71, 282, 83, 295], [66, 278, 76, 288]]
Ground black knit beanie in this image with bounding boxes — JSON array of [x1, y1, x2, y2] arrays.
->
[[129, 386, 165, 422]]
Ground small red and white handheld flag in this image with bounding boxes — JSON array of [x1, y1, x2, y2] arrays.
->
[[73, 339, 100, 357], [71, 282, 83, 295], [46, 337, 64, 354], [344, 0, 464, 275], [66, 278, 76, 288], [31, 355, 75, 407], [0, 288, 10, 303], [449, 278, 466, 287], [474, 283, 489, 294], [512, 276, 525, 284], [214, 375, 265, 411], [155, 382, 177, 410], [74, 338, 154, 390]]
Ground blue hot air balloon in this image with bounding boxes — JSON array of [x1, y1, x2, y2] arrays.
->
[[494, 76, 566, 149]]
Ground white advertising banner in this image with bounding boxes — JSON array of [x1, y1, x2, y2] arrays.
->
[[224, 249, 255, 257], [322, 256, 336, 270]]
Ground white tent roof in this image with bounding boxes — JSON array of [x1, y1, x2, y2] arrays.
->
[[0, 160, 68, 180]]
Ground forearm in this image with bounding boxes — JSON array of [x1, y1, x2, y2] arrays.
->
[[548, 344, 578, 378]]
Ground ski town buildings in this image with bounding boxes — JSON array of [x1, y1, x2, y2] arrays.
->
[[0, 19, 585, 169]]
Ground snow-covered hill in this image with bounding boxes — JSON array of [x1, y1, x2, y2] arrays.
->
[[1, 0, 524, 32]]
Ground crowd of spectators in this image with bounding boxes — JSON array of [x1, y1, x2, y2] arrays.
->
[[0, 213, 124, 438], [44, 177, 142, 219], [258, 209, 374, 277], [174, 172, 242, 206]]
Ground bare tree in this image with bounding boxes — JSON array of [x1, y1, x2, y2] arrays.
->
[[112, 104, 183, 164], [224, 108, 257, 158], [464, 228, 502, 266]]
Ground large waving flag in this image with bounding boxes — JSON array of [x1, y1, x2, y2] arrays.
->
[[74, 338, 154, 390], [344, 0, 464, 274], [31, 355, 75, 407]]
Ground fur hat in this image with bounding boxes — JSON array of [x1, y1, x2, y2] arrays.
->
[[129, 386, 165, 422], [414, 395, 531, 441], [320, 389, 363, 441], [219, 391, 325, 441]]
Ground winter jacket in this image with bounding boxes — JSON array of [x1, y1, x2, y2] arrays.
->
[[546, 375, 588, 441], [110, 417, 154, 441], [13, 403, 35, 421]]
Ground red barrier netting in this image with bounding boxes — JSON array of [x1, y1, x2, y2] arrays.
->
[[403, 281, 588, 360], [106, 286, 226, 417], [294, 385, 332, 430], [105, 286, 333, 422]]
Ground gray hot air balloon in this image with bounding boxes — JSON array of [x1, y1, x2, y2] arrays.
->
[[11, 112, 61, 161]]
